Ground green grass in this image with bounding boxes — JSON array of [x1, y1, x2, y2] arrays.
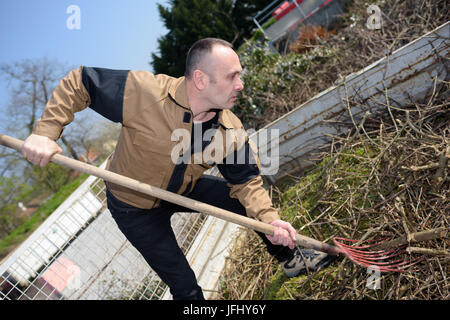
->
[[263, 269, 290, 299], [261, 144, 383, 299], [0, 173, 89, 260]]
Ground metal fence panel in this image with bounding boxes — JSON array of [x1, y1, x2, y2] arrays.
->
[[0, 161, 208, 300]]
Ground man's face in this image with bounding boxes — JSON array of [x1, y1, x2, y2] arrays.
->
[[202, 45, 244, 110]]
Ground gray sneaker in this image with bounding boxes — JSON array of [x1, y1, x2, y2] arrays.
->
[[282, 248, 334, 278]]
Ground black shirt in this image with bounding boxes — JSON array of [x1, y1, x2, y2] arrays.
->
[[191, 112, 220, 155]]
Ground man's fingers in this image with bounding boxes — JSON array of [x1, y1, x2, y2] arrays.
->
[[279, 222, 297, 243], [25, 149, 53, 167], [277, 228, 289, 246], [268, 221, 298, 249], [269, 229, 278, 243], [30, 151, 40, 165], [268, 228, 282, 245], [21, 145, 31, 161], [39, 153, 52, 167], [22, 144, 38, 164], [281, 222, 297, 246], [26, 148, 58, 167], [289, 226, 297, 242], [277, 228, 284, 244], [21, 134, 60, 167]]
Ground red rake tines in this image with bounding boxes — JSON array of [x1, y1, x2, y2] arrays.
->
[[333, 237, 425, 273]]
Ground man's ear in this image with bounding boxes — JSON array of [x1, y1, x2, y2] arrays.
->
[[193, 69, 207, 91]]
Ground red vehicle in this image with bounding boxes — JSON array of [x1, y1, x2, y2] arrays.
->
[[273, 0, 304, 21]]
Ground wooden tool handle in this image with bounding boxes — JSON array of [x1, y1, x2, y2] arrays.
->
[[0, 134, 341, 255]]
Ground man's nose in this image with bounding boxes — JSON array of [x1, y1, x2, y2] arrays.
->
[[235, 78, 244, 91]]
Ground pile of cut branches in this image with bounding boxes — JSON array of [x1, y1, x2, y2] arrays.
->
[[235, 0, 449, 130], [217, 0, 449, 301], [217, 77, 449, 300]]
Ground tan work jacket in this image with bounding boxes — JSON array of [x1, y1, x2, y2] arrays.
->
[[33, 66, 280, 223]]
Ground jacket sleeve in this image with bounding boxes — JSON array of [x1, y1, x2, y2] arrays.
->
[[217, 136, 280, 224], [33, 66, 129, 140]]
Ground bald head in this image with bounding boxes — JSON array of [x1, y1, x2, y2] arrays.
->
[[185, 38, 233, 80], [184, 38, 243, 114]]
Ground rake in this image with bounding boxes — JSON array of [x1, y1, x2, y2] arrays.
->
[[1, 135, 445, 273]]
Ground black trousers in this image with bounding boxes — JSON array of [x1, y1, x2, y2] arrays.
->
[[106, 175, 293, 300]]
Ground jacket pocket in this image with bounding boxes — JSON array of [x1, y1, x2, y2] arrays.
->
[[130, 131, 174, 195], [133, 131, 175, 156]]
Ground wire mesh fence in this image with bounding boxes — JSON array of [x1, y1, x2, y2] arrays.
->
[[0, 162, 208, 300]]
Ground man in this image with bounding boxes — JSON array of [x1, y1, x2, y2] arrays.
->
[[21, 38, 333, 300]]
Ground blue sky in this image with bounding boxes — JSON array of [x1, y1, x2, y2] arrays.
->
[[0, 0, 170, 131]]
